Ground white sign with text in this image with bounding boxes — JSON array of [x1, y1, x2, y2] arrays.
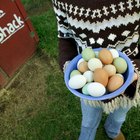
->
[[0, 10, 25, 44]]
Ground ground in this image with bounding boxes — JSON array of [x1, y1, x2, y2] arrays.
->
[[1, 1, 140, 140], [0, 1, 50, 117], [0, 51, 50, 127]]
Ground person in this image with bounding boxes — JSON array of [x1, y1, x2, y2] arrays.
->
[[52, 0, 140, 140]]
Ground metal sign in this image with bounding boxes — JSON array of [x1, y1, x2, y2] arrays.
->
[[0, 0, 39, 87]]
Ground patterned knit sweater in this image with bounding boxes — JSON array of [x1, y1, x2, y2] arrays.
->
[[52, 0, 140, 113]]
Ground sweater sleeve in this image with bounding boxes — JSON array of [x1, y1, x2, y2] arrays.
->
[[52, 0, 78, 71], [124, 44, 140, 99], [131, 43, 140, 80]]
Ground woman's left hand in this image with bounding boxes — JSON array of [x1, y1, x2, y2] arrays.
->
[[131, 72, 138, 83]]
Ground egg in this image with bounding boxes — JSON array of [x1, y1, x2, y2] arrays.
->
[[83, 71, 94, 82], [113, 57, 128, 74], [88, 58, 103, 71], [93, 68, 109, 87], [87, 82, 106, 97], [109, 49, 119, 58], [82, 47, 95, 61], [116, 73, 124, 79], [77, 58, 84, 68], [82, 83, 90, 95], [68, 75, 86, 89], [94, 51, 99, 58], [78, 61, 89, 73], [107, 74, 124, 92], [70, 70, 81, 78], [99, 48, 113, 64], [103, 64, 116, 77]]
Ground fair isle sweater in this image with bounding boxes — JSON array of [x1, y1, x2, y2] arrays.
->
[[52, 0, 140, 113]]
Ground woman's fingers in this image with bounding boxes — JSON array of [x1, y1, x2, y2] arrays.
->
[[131, 72, 138, 83]]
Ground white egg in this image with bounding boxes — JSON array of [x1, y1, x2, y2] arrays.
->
[[83, 71, 94, 82], [94, 51, 99, 58], [77, 58, 84, 68], [88, 58, 103, 71], [68, 75, 86, 89], [109, 49, 119, 58], [87, 82, 106, 97]]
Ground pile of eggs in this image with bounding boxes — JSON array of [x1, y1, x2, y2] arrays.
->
[[68, 48, 128, 97]]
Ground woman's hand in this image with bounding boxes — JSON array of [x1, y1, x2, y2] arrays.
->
[[131, 72, 138, 83], [63, 61, 70, 73]]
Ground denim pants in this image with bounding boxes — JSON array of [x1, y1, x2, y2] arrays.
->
[[78, 100, 131, 140]]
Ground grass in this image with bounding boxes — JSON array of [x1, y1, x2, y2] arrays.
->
[[32, 11, 58, 58], [0, 0, 140, 140]]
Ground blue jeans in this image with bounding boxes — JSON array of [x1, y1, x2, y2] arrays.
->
[[78, 100, 130, 140]]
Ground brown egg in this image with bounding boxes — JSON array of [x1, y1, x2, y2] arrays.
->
[[103, 64, 116, 77], [93, 68, 109, 87], [78, 61, 89, 73], [98, 48, 113, 64], [107, 74, 124, 92]]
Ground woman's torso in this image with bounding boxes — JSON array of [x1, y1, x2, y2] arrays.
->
[[57, 0, 140, 59]]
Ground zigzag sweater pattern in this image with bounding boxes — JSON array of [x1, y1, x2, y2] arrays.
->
[[52, 0, 140, 113]]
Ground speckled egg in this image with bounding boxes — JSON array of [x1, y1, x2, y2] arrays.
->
[[70, 70, 81, 78], [78, 61, 89, 73], [103, 64, 116, 77], [99, 48, 113, 64], [107, 74, 124, 92], [68, 75, 86, 89], [87, 82, 106, 97], [109, 49, 119, 58], [93, 68, 109, 87], [113, 57, 128, 74], [83, 71, 94, 82], [82, 48, 95, 61], [88, 58, 103, 71], [77, 58, 84, 68], [94, 51, 99, 58], [82, 83, 90, 95], [116, 73, 124, 79]]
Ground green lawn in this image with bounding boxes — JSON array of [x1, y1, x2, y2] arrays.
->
[[0, 0, 140, 140]]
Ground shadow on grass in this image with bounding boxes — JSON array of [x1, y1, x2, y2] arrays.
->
[[22, 0, 52, 16]]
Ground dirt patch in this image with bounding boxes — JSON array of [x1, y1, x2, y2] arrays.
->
[[0, 50, 57, 138], [0, 50, 55, 117]]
